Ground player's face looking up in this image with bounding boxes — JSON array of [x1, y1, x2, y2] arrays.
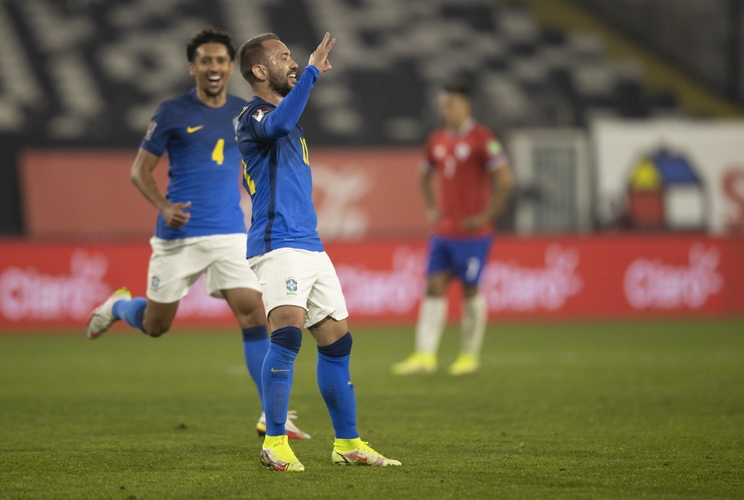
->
[[189, 42, 235, 99], [263, 39, 298, 97], [438, 91, 471, 131]]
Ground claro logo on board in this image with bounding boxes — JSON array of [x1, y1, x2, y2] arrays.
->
[[483, 245, 583, 311], [336, 247, 424, 315], [624, 244, 723, 309], [337, 245, 585, 315], [0, 251, 111, 321]]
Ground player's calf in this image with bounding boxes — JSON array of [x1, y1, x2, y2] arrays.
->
[[141, 307, 176, 337]]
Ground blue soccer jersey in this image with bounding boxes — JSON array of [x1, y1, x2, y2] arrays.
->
[[141, 90, 248, 240], [236, 66, 323, 258]]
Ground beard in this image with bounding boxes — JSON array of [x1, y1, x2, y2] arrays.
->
[[269, 70, 293, 97]]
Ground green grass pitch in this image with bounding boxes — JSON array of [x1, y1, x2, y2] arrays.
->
[[1, 320, 743, 499]]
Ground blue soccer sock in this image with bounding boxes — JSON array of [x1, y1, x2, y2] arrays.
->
[[262, 326, 302, 436], [242, 325, 270, 412], [317, 332, 358, 439], [111, 297, 147, 331]]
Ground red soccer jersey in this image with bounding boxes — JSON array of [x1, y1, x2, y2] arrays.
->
[[423, 120, 508, 237]]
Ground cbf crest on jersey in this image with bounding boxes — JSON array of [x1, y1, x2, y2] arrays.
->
[[285, 277, 298, 295]]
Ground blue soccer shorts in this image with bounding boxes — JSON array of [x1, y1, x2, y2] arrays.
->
[[425, 234, 494, 287]]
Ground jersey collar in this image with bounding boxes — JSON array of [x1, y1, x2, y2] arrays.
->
[[190, 88, 232, 109], [445, 118, 476, 137]]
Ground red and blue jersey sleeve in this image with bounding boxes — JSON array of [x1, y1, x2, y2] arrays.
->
[[477, 127, 508, 171]]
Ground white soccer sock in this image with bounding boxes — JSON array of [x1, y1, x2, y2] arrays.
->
[[460, 294, 488, 357], [414, 296, 447, 355]]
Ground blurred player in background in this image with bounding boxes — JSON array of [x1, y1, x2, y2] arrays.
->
[[236, 32, 400, 472], [392, 82, 514, 376], [84, 27, 309, 440]]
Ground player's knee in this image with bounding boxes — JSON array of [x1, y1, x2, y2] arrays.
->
[[426, 282, 447, 297], [267, 305, 305, 330], [426, 273, 450, 296], [234, 307, 265, 330], [246, 304, 266, 322]]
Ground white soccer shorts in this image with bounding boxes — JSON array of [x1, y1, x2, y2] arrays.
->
[[248, 247, 349, 328], [147, 233, 261, 303]]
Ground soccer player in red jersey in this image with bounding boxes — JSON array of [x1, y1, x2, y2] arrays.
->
[[392, 82, 514, 376]]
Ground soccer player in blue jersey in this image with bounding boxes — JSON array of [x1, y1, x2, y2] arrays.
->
[[84, 27, 309, 440], [235, 32, 401, 472]]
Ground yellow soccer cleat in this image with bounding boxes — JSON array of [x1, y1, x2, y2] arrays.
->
[[448, 353, 480, 376], [332, 438, 401, 467], [85, 287, 132, 339], [390, 352, 437, 375], [260, 435, 304, 472]]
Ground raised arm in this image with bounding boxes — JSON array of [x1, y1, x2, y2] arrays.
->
[[263, 66, 319, 138], [263, 33, 336, 138]]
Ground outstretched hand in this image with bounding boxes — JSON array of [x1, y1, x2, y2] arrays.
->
[[308, 32, 336, 73]]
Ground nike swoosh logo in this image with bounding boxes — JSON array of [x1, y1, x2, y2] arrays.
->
[[186, 125, 204, 133], [270, 368, 290, 372]]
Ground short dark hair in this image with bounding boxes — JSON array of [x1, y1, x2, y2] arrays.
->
[[237, 33, 280, 85], [187, 27, 236, 62], [442, 81, 472, 99]]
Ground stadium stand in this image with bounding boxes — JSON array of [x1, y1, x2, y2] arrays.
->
[[0, 0, 683, 148], [574, 0, 742, 102]]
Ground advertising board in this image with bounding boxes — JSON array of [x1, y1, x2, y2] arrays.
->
[[2, 235, 741, 331]]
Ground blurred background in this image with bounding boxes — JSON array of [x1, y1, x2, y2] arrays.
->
[[1, 0, 743, 329]]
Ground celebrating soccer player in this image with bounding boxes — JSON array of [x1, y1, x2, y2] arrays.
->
[[392, 82, 514, 376], [235, 32, 400, 472], [84, 27, 309, 440]]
